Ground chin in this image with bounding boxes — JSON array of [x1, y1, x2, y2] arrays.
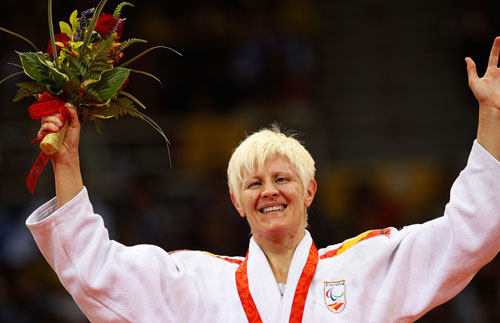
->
[[263, 222, 302, 239]]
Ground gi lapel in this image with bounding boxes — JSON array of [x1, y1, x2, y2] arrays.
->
[[237, 237, 281, 322], [235, 231, 319, 323], [277, 231, 318, 323]]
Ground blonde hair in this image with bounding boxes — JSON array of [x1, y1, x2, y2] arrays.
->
[[227, 124, 315, 204]]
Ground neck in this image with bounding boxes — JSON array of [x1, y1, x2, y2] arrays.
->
[[255, 230, 305, 284]]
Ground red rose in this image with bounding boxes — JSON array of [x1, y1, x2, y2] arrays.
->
[[47, 33, 71, 59], [95, 13, 124, 40]]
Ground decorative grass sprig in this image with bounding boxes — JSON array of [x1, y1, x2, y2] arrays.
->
[[114, 1, 134, 18]]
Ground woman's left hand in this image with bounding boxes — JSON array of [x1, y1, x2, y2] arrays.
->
[[466, 36, 500, 161], [466, 37, 500, 111]]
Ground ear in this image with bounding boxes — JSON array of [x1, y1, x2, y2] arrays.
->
[[304, 179, 317, 208], [231, 192, 246, 218]]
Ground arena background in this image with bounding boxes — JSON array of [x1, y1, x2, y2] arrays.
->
[[0, 0, 498, 321]]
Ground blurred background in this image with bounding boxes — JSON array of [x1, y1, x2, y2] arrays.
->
[[0, 0, 499, 321]]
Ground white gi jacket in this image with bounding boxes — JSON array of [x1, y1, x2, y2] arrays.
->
[[26, 141, 500, 323]]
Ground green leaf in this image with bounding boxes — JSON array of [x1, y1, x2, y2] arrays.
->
[[82, 87, 105, 104], [84, 36, 114, 80], [16, 51, 69, 94], [17, 52, 50, 83], [14, 81, 45, 102], [78, 97, 131, 121], [36, 52, 68, 93], [85, 67, 130, 102], [59, 21, 72, 38], [69, 10, 79, 33]]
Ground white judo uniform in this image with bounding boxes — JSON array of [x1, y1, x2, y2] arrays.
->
[[26, 141, 500, 323]]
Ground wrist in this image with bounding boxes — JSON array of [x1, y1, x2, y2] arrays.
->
[[477, 107, 500, 162], [52, 154, 83, 208], [51, 147, 80, 167], [52, 157, 80, 174], [478, 104, 500, 118]]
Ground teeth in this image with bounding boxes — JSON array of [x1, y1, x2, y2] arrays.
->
[[262, 205, 284, 213]]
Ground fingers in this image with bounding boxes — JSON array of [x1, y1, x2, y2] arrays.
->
[[64, 104, 81, 145], [465, 57, 479, 82], [38, 117, 63, 138], [38, 108, 73, 138], [41, 114, 64, 127], [65, 104, 81, 130], [487, 36, 500, 69]]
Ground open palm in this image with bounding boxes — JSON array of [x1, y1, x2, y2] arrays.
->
[[466, 37, 500, 111]]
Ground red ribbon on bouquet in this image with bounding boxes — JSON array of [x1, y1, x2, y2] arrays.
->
[[26, 92, 69, 194]]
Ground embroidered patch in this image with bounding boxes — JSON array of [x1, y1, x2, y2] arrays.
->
[[324, 281, 346, 314]]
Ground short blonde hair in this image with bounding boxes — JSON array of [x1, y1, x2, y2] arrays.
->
[[227, 124, 315, 204]]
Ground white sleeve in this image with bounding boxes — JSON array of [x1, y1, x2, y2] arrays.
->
[[382, 140, 500, 321], [26, 187, 199, 323]]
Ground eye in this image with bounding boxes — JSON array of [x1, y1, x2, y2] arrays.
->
[[247, 181, 261, 189], [276, 177, 289, 184]]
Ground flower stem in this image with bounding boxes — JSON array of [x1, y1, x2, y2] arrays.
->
[[83, 0, 109, 49], [48, 0, 59, 69]]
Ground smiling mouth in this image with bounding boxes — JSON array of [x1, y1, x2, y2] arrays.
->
[[260, 205, 287, 213]]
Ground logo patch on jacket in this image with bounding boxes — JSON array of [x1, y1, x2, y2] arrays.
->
[[324, 280, 346, 313]]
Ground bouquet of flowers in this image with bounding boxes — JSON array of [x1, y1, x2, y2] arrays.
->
[[0, 0, 179, 194]]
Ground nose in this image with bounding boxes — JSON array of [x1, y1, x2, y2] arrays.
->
[[262, 182, 279, 198]]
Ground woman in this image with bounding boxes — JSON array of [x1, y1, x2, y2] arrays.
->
[[26, 38, 500, 322]]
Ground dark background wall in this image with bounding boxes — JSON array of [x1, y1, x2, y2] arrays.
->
[[0, 0, 498, 321]]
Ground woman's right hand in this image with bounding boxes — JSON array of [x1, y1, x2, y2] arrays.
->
[[39, 104, 83, 208], [38, 104, 81, 165]]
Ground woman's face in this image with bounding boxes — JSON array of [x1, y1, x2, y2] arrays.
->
[[231, 154, 317, 244]]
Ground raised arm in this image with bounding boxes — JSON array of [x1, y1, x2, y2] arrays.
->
[[466, 37, 500, 161], [38, 105, 83, 208]]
